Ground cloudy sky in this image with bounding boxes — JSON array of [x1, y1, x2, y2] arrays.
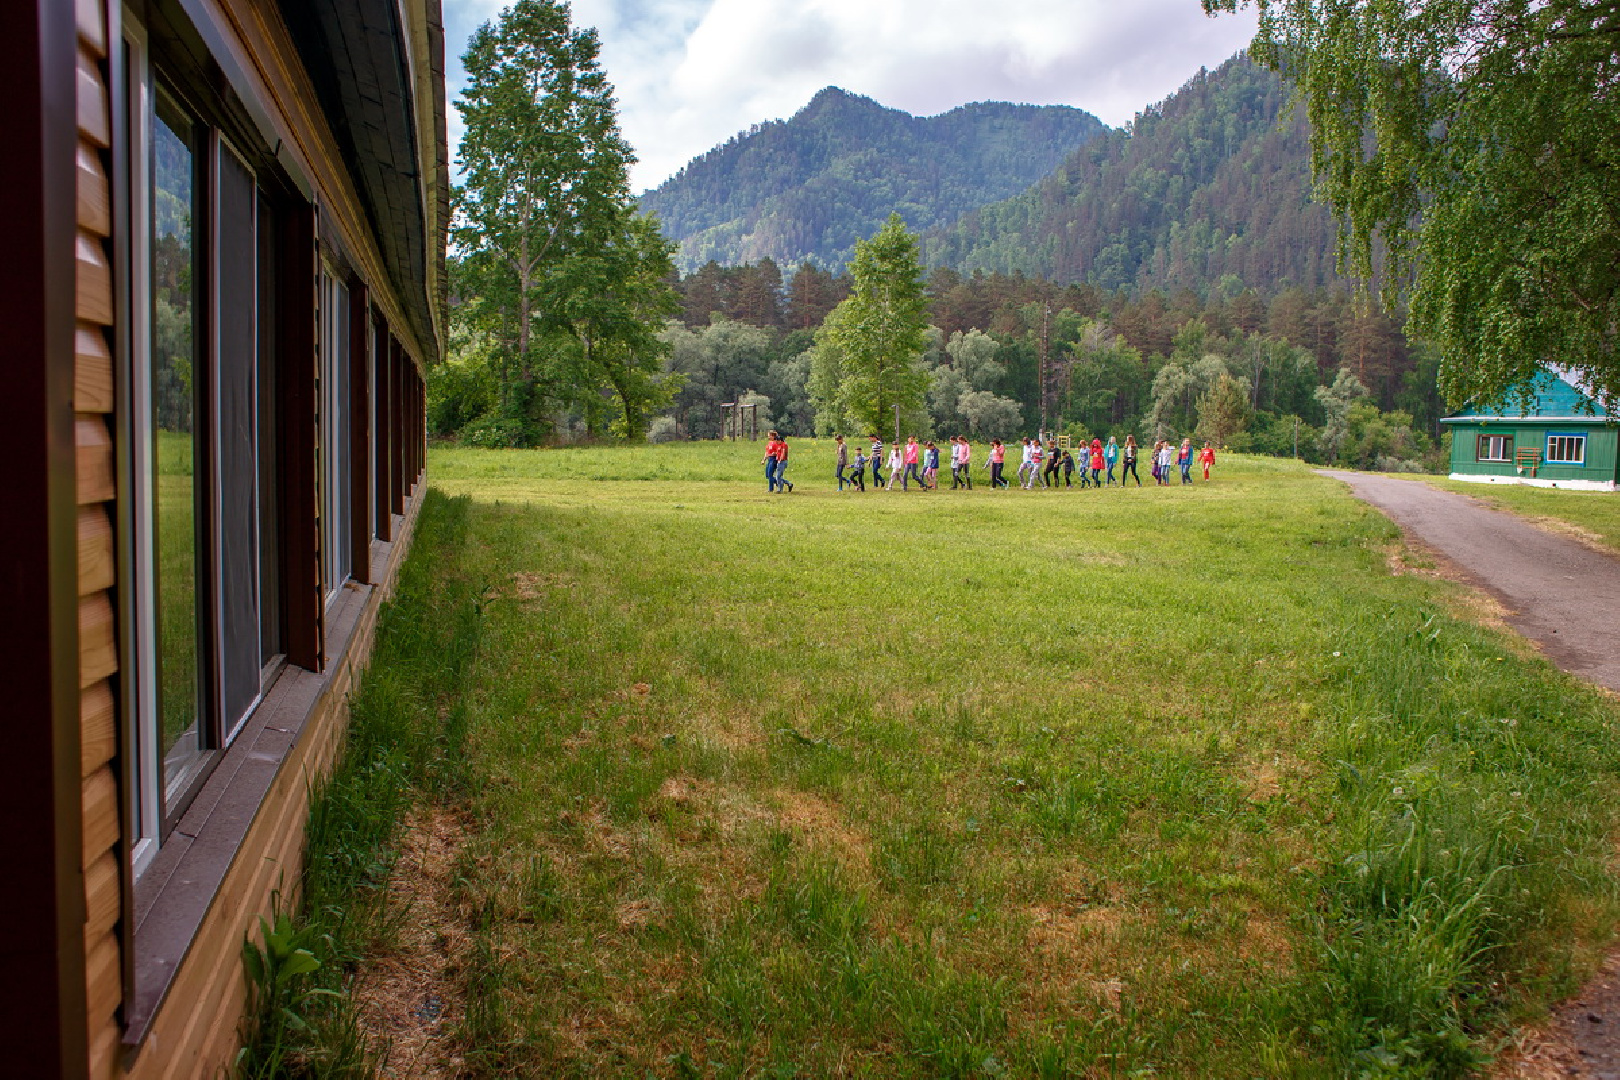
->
[[440, 0, 1260, 194]]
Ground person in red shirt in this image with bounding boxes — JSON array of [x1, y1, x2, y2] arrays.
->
[[1088, 438, 1105, 487], [762, 431, 788, 492], [1199, 442, 1216, 481]]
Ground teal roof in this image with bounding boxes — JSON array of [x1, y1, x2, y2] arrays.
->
[[1441, 368, 1616, 424]]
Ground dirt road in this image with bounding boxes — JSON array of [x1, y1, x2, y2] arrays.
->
[[1321, 469, 1620, 1078], [1319, 470, 1620, 694]]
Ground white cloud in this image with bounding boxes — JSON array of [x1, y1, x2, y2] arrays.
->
[[441, 0, 1259, 193]]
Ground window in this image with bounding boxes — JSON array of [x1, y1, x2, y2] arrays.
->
[[123, 20, 283, 865], [321, 267, 352, 601], [1476, 434, 1513, 462], [1546, 433, 1586, 465]]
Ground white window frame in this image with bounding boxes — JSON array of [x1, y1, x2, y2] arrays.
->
[[1545, 433, 1586, 465], [119, 9, 161, 877], [1476, 433, 1512, 463], [320, 264, 352, 604]]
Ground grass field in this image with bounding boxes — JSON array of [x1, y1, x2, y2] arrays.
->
[[326, 442, 1620, 1078]]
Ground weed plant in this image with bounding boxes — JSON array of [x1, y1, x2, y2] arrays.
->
[[303, 443, 1620, 1077], [235, 490, 484, 1077]]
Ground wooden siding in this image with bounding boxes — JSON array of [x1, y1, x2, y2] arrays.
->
[[122, 495, 423, 1080], [74, 1, 123, 1076]]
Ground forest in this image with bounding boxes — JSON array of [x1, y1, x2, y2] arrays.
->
[[434, 253, 1446, 473], [433, 48, 1452, 471]]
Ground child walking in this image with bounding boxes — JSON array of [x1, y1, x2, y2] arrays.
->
[[1121, 436, 1141, 486]]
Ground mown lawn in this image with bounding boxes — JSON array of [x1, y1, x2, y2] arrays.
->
[[384, 442, 1620, 1077]]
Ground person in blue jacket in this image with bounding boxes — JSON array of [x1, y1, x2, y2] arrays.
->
[[1104, 437, 1119, 485]]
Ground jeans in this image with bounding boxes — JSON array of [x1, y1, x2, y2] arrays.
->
[[1122, 459, 1140, 485], [903, 462, 924, 490], [991, 462, 1005, 487], [836, 464, 847, 490], [765, 459, 778, 491], [777, 460, 791, 489], [1106, 464, 1116, 484], [1091, 468, 1102, 486], [1180, 462, 1191, 484]]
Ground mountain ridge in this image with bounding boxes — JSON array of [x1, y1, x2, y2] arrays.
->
[[639, 87, 1107, 272]]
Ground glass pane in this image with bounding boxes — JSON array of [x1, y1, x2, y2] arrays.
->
[[150, 92, 203, 800], [217, 143, 261, 732]]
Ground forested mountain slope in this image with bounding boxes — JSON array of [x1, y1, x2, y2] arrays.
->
[[640, 87, 1106, 272], [921, 56, 1346, 295]]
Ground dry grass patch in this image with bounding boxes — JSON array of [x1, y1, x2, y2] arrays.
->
[[351, 804, 474, 1079]]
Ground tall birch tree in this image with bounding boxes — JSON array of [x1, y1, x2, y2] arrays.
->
[[453, 0, 676, 439]]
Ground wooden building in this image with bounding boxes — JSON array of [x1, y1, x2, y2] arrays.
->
[[2, 0, 446, 1075], [1440, 368, 1619, 491]]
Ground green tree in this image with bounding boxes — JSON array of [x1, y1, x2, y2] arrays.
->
[[810, 215, 933, 436], [1195, 373, 1254, 447], [453, 0, 677, 440], [1204, 0, 1620, 408]]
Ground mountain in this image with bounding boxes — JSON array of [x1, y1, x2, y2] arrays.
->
[[921, 55, 1346, 295], [639, 88, 1107, 272]]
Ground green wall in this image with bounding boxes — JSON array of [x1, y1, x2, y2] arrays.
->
[[1448, 422, 1619, 483]]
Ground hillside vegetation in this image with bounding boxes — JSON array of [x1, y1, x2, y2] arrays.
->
[[640, 88, 1106, 272], [923, 55, 1345, 294]]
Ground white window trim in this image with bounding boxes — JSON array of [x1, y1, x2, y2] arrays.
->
[[120, 8, 161, 879], [1545, 433, 1587, 465]]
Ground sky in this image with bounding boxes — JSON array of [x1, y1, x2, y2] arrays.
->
[[440, 0, 1261, 195]]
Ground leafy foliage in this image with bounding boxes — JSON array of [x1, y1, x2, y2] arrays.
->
[[809, 215, 933, 436], [924, 56, 1348, 295], [1204, 0, 1620, 409], [451, 0, 678, 442]]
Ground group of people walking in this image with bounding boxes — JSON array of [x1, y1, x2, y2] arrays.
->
[[781, 433, 1217, 493]]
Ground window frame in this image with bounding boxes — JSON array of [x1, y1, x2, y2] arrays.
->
[[1545, 432, 1587, 466], [119, 9, 287, 866], [320, 262, 352, 604], [1475, 433, 1513, 463]]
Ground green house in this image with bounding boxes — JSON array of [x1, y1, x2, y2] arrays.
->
[[1440, 368, 1619, 490]]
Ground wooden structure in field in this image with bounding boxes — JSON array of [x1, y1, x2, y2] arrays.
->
[[1, 0, 446, 1074], [1441, 368, 1619, 491]]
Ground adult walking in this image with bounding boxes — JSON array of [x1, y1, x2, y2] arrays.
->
[[1178, 438, 1193, 485], [763, 431, 784, 492], [1120, 436, 1141, 486], [835, 434, 849, 491], [777, 435, 794, 491]]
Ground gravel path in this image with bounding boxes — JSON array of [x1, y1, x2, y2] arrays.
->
[[1320, 469, 1620, 1078], [1319, 470, 1620, 693]]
